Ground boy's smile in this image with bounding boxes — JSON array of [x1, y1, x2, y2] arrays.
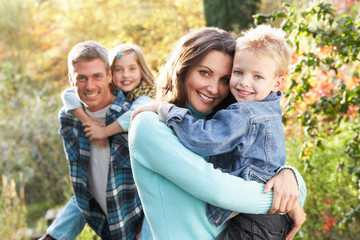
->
[[230, 50, 283, 102]]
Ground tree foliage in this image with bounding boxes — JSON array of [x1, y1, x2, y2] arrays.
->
[[255, 1, 359, 238], [0, 0, 206, 231], [1, 0, 359, 239], [203, 0, 260, 32]]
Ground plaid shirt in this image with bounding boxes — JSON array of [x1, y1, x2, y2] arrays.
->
[[59, 90, 143, 240]]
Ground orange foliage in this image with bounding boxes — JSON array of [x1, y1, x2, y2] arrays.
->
[[281, 45, 359, 116]]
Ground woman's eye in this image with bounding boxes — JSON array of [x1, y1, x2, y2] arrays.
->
[[199, 70, 210, 77]]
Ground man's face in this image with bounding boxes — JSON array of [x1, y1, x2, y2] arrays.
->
[[69, 59, 113, 112]]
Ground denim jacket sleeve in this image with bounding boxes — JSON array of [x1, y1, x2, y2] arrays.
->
[[61, 87, 82, 113], [165, 105, 251, 156], [129, 111, 274, 214]]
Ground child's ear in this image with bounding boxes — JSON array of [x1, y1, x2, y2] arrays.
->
[[272, 76, 284, 92]]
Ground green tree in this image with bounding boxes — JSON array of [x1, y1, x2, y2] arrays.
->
[[255, 1, 359, 238], [204, 0, 260, 32], [0, 0, 207, 234]]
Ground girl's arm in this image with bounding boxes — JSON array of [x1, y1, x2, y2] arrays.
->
[[83, 121, 123, 140], [61, 87, 93, 124], [84, 96, 153, 140], [118, 96, 153, 131], [61, 87, 84, 115], [61, 87, 107, 147]]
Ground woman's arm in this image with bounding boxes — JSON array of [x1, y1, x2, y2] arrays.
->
[[129, 112, 274, 214], [264, 166, 306, 214]]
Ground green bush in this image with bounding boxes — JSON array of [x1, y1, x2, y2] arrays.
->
[[255, 1, 359, 238]]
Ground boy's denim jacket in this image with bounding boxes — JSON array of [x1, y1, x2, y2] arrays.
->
[[165, 91, 286, 227]]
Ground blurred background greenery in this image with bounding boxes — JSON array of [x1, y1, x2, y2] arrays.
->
[[0, 0, 359, 239]]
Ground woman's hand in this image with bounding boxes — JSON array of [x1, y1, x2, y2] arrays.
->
[[265, 169, 305, 239], [264, 169, 299, 214], [131, 102, 161, 120], [83, 121, 108, 147], [285, 202, 306, 240]]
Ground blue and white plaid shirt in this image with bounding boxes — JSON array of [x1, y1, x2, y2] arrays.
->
[[59, 90, 143, 239]]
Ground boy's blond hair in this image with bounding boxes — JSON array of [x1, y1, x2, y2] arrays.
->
[[236, 25, 291, 76]]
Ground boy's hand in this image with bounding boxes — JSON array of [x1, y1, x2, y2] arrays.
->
[[264, 169, 299, 214], [131, 102, 162, 120], [285, 202, 306, 240]]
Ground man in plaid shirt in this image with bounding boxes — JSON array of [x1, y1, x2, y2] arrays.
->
[[40, 41, 143, 240]]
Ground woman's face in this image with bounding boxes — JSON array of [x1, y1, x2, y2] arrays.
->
[[184, 50, 232, 113], [112, 52, 142, 93]]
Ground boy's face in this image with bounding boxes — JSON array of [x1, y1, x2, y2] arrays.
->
[[229, 50, 283, 102], [69, 58, 113, 112]]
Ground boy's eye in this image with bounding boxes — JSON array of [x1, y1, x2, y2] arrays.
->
[[255, 75, 263, 80], [233, 70, 243, 75], [115, 68, 122, 72]]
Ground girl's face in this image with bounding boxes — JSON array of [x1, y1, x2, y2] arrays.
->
[[184, 50, 232, 113], [112, 52, 141, 92]]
